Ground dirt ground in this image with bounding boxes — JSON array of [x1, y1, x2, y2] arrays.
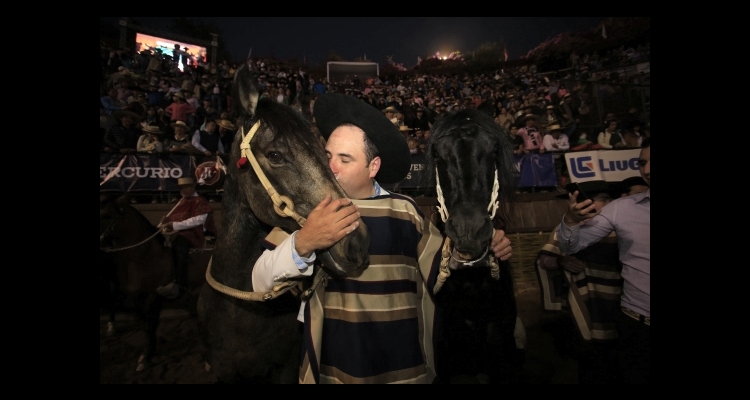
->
[[99, 282, 580, 384]]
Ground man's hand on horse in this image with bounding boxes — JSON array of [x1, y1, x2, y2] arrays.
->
[[294, 193, 361, 258], [491, 229, 512, 261]]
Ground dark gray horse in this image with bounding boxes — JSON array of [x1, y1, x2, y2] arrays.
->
[[196, 62, 370, 383]]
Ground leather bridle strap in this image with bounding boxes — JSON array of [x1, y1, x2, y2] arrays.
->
[[205, 121, 330, 302], [239, 121, 307, 227]]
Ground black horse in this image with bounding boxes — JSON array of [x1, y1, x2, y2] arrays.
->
[[99, 192, 209, 372], [196, 62, 370, 384], [424, 108, 525, 384]]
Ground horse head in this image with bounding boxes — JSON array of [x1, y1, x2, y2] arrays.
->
[[100, 193, 130, 247], [425, 108, 516, 262], [227, 62, 370, 276]]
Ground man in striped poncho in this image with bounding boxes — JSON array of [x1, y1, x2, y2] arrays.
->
[[251, 93, 515, 384]]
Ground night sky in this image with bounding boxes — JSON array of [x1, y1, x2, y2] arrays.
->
[[101, 17, 603, 67]]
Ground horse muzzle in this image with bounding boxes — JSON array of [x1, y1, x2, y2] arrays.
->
[[318, 222, 370, 277], [444, 209, 493, 261]]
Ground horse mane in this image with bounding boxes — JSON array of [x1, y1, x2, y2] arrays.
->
[[424, 108, 516, 229]]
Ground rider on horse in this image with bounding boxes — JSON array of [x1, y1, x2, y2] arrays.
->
[[157, 176, 214, 299]]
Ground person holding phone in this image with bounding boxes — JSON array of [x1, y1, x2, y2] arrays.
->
[[555, 138, 650, 384], [536, 179, 621, 383]]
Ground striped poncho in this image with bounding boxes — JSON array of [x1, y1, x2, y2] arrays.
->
[[535, 230, 623, 341], [298, 193, 445, 384]]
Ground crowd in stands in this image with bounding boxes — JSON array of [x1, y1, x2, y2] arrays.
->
[[100, 41, 650, 201]]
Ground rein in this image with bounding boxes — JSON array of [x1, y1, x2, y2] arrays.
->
[[205, 120, 325, 301], [100, 199, 183, 253], [433, 167, 501, 294]]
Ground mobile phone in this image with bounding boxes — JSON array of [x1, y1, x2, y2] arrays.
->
[[569, 183, 596, 214], [569, 183, 590, 203]]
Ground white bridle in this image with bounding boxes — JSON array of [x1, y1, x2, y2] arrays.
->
[[432, 166, 501, 293], [435, 167, 500, 224]]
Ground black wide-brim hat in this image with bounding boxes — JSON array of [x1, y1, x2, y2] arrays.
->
[[314, 93, 410, 184]]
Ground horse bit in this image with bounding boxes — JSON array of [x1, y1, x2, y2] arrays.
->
[[204, 120, 325, 302], [433, 166, 501, 294]]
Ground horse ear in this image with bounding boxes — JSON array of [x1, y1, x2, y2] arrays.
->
[[233, 63, 259, 117]]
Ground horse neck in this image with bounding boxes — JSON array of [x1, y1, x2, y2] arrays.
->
[[112, 209, 162, 250], [210, 178, 269, 292]]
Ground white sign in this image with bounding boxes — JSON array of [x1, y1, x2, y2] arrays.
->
[[564, 149, 641, 183]]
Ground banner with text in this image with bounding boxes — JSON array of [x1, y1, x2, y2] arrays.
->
[[380, 154, 430, 190], [564, 149, 641, 183], [100, 153, 194, 192]]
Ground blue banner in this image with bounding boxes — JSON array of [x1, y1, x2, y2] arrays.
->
[[515, 153, 558, 188], [100, 153, 194, 192]]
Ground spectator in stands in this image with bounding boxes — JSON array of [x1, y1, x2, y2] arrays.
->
[[597, 120, 626, 149], [407, 137, 420, 155], [142, 105, 166, 129], [433, 101, 447, 119], [143, 83, 164, 108], [596, 112, 617, 136], [569, 130, 602, 152], [399, 125, 413, 140], [137, 123, 165, 154], [103, 110, 141, 154], [381, 105, 400, 126], [376, 97, 388, 111], [407, 108, 431, 131], [196, 97, 219, 127], [216, 119, 236, 153], [208, 78, 224, 111], [495, 106, 515, 131], [313, 77, 327, 96], [191, 119, 224, 157], [275, 86, 289, 105], [101, 87, 126, 115], [543, 123, 570, 178], [387, 95, 402, 112], [621, 107, 646, 131], [558, 93, 578, 136], [184, 89, 200, 109], [543, 124, 570, 155], [146, 52, 162, 77], [517, 113, 545, 154], [540, 105, 563, 128], [621, 128, 642, 148], [115, 80, 135, 104], [164, 92, 197, 127], [165, 120, 200, 155], [508, 125, 525, 155]]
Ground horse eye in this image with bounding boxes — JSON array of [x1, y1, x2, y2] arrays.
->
[[267, 151, 283, 163]]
